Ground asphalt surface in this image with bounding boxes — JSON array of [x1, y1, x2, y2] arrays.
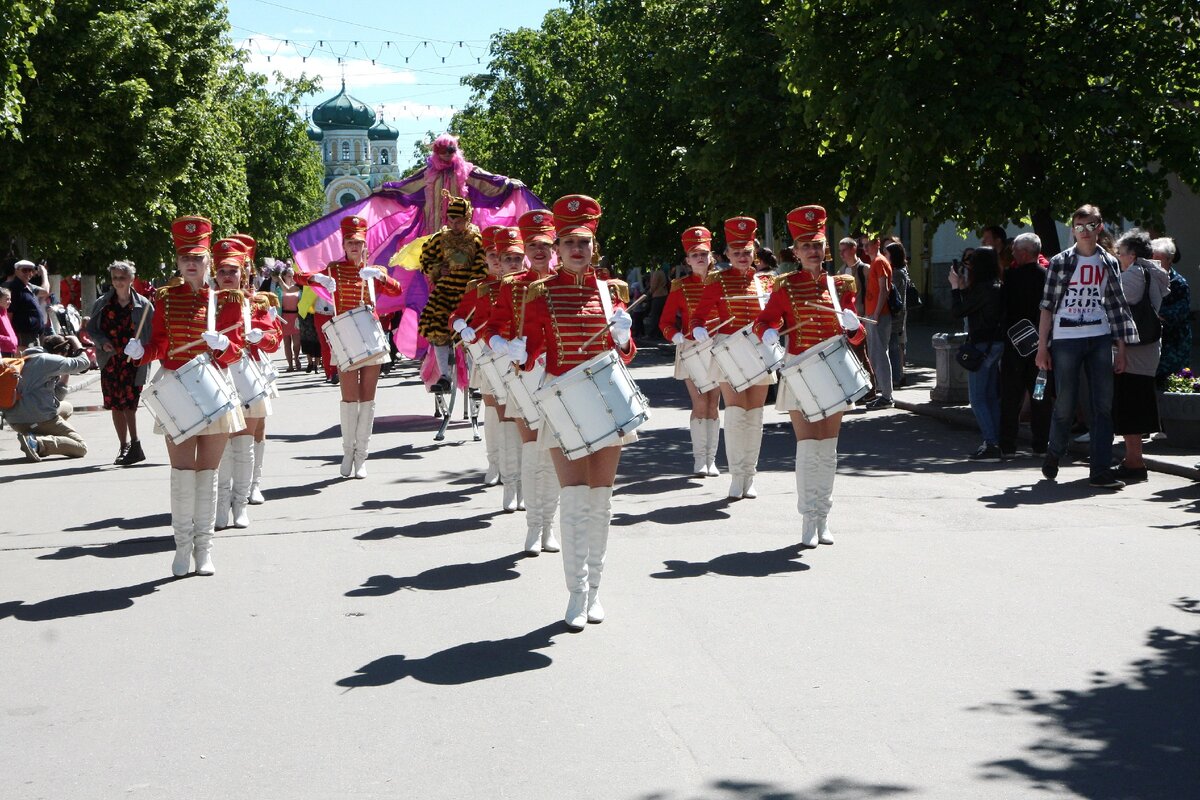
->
[[2, 341, 1198, 800]]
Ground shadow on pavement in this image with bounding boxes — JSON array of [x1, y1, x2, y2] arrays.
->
[[336, 622, 564, 688], [271, 424, 340, 443], [358, 485, 486, 511], [38, 535, 173, 560], [612, 498, 733, 528], [65, 513, 170, 532], [632, 777, 912, 799], [973, 598, 1200, 798], [345, 552, 526, 595], [0, 463, 99, 484], [650, 544, 810, 579], [976, 480, 1098, 509], [616, 475, 705, 495], [0, 577, 175, 622], [262, 476, 343, 501], [356, 510, 503, 540]]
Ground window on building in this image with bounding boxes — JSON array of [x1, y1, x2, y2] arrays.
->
[[341, 141, 351, 161], [380, 149, 390, 165], [339, 192, 358, 207]]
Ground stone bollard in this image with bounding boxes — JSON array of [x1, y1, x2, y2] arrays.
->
[[931, 332, 970, 404]]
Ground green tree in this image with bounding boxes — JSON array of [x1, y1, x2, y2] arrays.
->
[[777, 0, 1200, 251], [0, 0, 54, 139]]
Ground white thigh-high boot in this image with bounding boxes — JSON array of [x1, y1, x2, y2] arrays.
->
[[339, 401, 359, 478], [521, 441, 542, 553], [705, 417, 721, 477], [539, 448, 561, 553], [723, 407, 746, 498], [230, 435, 254, 528], [483, 405, 502, 485], [353, 400, 375, 479], [813, 437, 839, 545], [214, 440, 233, 530], [689, 418, 707, 476], [558, 485, 592, 630], [742, 406, 764, 499], [192, 468, 219, 575], [500, 421, 521, 512], [795, 440, 819, 548], [586, 486, 614, 624], [248, 440, 266, 504], [169, 468, 196, 577]]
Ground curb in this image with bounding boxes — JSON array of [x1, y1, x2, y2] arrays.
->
[[66, 373, 101, 395], [894, 397, 1200, 482]]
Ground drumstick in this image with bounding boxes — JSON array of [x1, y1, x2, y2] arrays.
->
[[448, 308, 476, 346], [130, 302, 150, 348], [576, 294, 648, 352], [168, 322, 243, 356], [800, 300, 876, 325]]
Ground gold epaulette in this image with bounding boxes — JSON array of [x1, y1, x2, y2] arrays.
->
[[465, 279, 480, 294], [216, 289, 245, 305], [704, 270, 723, 285], [156, 279, 183, 299], [670, 277, 687, 292], [833, 273, 856, 295], [525, 275, 552, 303], [607, 278, 630, 304], [501, 272, 525, 286], [252, 291, 278, 310], [773, 273, 791, 291]]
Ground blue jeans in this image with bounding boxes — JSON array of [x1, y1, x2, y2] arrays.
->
[[967, 341, 1003, 445], [1047, 335, 1114, 477]]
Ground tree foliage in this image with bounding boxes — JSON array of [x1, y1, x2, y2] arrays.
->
[[0, 0, 54, 139]]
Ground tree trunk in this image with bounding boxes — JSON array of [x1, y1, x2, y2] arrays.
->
[[1032, 207, 1060, 257]]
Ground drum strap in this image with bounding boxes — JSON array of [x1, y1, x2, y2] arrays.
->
[[206, 288, 216, 332], [752, 275, 768, 310], [595, 277, 615, 323], [825, 276, 843, 315], [242, 299, 252, 338]]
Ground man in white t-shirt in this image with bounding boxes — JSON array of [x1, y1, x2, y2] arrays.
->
[[1035, 204, 1139, 489]]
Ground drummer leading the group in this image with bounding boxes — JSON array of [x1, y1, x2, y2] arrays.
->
[[689, 216, 774, 499], [660, 225, 721, 477], [296, 215, 403, 479], [519, 194, 634, 631], [753, 205, 860, 548], [123, 216, 247, 577]]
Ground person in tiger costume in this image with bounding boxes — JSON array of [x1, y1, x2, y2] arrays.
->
[[418, 191, 486, 393]]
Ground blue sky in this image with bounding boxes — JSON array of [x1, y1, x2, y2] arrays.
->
[[227, 0, 559, 144]]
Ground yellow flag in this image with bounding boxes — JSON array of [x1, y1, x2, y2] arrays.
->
[[388, 235, 432, 270]]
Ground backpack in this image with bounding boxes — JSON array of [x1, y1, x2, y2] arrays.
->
[[1130, 265, 1162, 344], [0, 357, 25, 410]]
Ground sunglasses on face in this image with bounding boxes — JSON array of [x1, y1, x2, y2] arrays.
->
[[1073, 221, 1102, 233]]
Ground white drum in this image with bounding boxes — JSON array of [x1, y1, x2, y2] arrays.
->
[[678, 338, 718, 393], [780, 335, 872, 421], [322, 305, 387, 372], [229, 350, 270, 410], [534, 350, 649, 460], [502, 361, 545, 429], [473, 345, 510, 404], [711, 324, 784, 392], [143, 353, 239, 445], [256, 351, 280, 398]]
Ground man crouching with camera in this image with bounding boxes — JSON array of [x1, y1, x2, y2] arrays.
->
[[5, 333, 91, 462]]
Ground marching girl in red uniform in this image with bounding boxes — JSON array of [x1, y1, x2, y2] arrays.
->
[[295, 216, 403, 478], [212, 235, 282, 529], [480, 210, 562, 548], [753, 206, 861, 548], [451, 225, 505, 486], [689, 216, 774, 499], [660, 225, 721, 477], [123, 216, 246, 577], [520, 195, 634, 631]]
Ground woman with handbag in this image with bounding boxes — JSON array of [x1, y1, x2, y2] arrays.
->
[[1112, 229, 1169, 482], [950, 246, 1005, 461]]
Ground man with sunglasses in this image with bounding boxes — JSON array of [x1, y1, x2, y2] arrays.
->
[[3, 260, 45, 348], [1035, 205, 1139, 489]]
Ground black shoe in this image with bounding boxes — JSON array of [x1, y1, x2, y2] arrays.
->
[[1089, 470, 1126, 490], [999, 448, 1019, 460], [865, 397, 894, 410], [114, 444, 129, 465], [434, 377, 451, 393], [1041, 453, 1060, 481], [1112, 463, 1148, 484], [119, 440, 146, 466], [331, 374, 340, 386], [969, 444, 1002, 462]]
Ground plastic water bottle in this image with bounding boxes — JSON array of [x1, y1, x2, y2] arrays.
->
[[1032, 369, 1048, 401]]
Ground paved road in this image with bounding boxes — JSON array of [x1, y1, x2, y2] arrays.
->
[[2, 344, 1197, 799]]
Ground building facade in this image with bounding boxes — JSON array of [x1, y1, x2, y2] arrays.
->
[[307, 82, 402, 214]]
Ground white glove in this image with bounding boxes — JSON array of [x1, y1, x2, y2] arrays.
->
[[488, 335, 508, 354], [507, 336, 528, 365], [460, 326, 477, 344], [535, 353, 547, 369], [839, 309, 861, 331], [203, 331, 231, 352], [358, 266, 384, 281], [246, 328, 265, 344], [312, 273, 336, 292], [671, 332, 685, 346], [610, 309, 633, 347], [692, 326, 710, 343], [452, 318, 468, 333], [123, 339, 144, 360], [761, 328, 780, 347]]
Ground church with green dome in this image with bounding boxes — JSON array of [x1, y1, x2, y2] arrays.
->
[[306, 82, 401, 213]]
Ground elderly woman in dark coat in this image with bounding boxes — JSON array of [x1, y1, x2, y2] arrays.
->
[[87, 260, 154, 465]]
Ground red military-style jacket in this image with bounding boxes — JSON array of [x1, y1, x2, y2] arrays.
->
[[483, 267, 555, 344], [521, 268, 635, 377], [295, 260, 403, 317], [659, 273, 707, 340], [142, 282, 245, 370], [752, 270, 846, 356], [247, 293, 283, 359], [689, 268, 772, 335], [449, 275, 502, 334]]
